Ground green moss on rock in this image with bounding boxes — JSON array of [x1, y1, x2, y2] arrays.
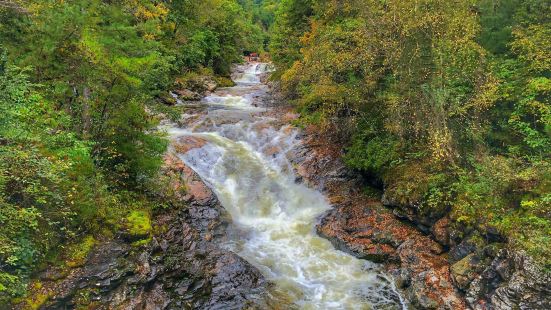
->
[[66, 236, 97, 268], [123, 210, 152, 242], [214, 76, 235, 88]]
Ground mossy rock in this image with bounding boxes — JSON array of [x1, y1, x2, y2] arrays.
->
[[122, 210, 152, 242], [214, 76, 235, 88], [159, 93, 178, 106], [66, 236, 97, 268], [484, 242, 506, 258], [13, 281, 53, 310], [22, 292, 50, 310], [451, 253, 477, 290]]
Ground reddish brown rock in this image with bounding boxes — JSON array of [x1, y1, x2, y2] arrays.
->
[[162, 137, 213, 206], [181, 164, 215, 204], [23, 151, 267, 309], [264, 145, 280, 157], [173, 136, 208, 154], [282, 112, 300, 122], [286, 122, 467, 309], [318, 202, 408, 262], [317, 201, 463, 309], [432, 217, 451, 246]]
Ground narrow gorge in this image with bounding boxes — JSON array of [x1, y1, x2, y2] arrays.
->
[[9, 61, 550, 310], [168, 63, 405, 309], [1, 1, 549, 309]]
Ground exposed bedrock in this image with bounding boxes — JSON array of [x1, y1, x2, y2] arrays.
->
[[286, 124, 550, 309], [25, 142, 268, 310]]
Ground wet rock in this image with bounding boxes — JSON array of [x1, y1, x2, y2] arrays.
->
[[289, 143, 356, 193], [204, 253, 266, 309], [397, 240, 465, 309], [466, 250, 551, 310], [432, 217, 450, 246], [174, 89, 202, 101], [389, 268, 412, 289], [317, 203, 410, 263], [159, 92, 178, 105], [27, 152, 267, 309], [173, 136, 208, 154]]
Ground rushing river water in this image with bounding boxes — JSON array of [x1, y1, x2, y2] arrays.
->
[[169, 63, 406, 309]]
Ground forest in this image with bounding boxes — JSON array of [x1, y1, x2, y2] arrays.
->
[[0, 0, 268, 303], [0, 0, 549, 308], [270, 0, 549, 268]]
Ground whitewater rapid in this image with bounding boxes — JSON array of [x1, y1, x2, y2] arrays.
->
[[168, 63, 405, 309]]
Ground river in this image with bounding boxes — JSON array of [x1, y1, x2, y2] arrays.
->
[[168, 63, 406, 309]]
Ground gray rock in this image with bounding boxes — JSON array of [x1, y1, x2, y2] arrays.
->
[[451, 254, 479, 290], [449, 232, 485, 263], [466, 249, 551, 310], [31, 163, 268, 310], [174, 89, 202, 101]]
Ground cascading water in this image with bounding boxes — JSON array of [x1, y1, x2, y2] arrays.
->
[[233, 62, 274, 84], [168, 63, 406, 309]]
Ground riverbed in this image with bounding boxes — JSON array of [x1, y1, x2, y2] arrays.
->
[[168, 63, 405, 309]]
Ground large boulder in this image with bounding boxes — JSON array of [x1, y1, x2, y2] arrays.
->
[[174, 75, 219, 100], [451, 253, 488, 290], [381, 192, 448, 234], [449, 232, 486, 264], [199, 76, 218, 92]]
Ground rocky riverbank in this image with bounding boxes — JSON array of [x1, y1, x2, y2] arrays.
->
[[269, 101, 550, 309], [14, 138, 268, 309], [273, 118, 464, 309], [15, 64, 549, 310]]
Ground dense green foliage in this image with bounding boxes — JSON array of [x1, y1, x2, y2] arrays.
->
[[0, 0, 263, 302], [237, 0, 282, 50], [0, 0, 548, 303], [272, 0, 550, 266], [269, 0, 313, 69]]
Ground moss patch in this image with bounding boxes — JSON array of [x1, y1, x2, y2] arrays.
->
[[131, 237, 152, 247], [125, 210, 152, 241], [24, 292, 49, 310], [14, 281, 52, 310], [66, 236, 97, 268], [214, 76, 235, 87]]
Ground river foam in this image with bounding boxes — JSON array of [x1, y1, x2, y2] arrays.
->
[[169, 63, 406, 309]]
